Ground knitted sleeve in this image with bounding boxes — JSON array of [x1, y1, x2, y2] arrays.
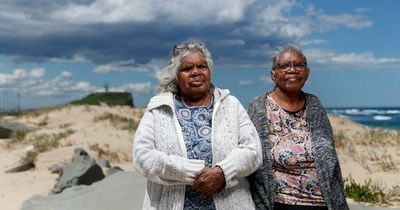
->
[[133, 109, 205, 185], [216, 96, 263, 188]]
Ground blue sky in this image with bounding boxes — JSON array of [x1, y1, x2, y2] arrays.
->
[[0, 0, 399, 109]]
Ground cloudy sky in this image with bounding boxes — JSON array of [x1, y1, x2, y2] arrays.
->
[[0, 0, 399, 109]]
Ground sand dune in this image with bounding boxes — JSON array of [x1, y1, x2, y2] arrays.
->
[[0, 105, 398, 210]]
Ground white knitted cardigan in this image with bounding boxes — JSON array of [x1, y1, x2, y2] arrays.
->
[[134, 88, 262, 210]]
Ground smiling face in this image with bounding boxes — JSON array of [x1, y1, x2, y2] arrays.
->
[[271, 50, 309, 93], [177, 50, 211, 103]]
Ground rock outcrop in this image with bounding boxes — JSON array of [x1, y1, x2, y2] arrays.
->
[[51, 147, 105, 194]]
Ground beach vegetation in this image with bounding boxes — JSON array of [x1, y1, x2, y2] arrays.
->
[[333, 130, 346, 148], [344, 176, 388, 205], [84, 104, 92, 112], [37, 115, 49, 127], [71, 92, 134, 107], [5, 130, 28, 149], [21, 104, 67, 118], [88, 143, 122, 162], [5, 129, 74, 152], [59, 123, 72, 129], [19, 151, 39, 164], [93, 112, 139, 132], [30, 130, 72, 152], [334, 125, 399, 173], [388, 185, 400, 204]]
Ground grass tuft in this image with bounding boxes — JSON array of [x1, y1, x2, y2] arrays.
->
[[345, 176, 388, 204], [93, 112, 139, 132], [19, 151, 39, 164], [89, 143, 121, 163]]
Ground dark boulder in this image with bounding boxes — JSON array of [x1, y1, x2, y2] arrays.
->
[[51, 147, 105, 194], [5, 161, 35, 173]]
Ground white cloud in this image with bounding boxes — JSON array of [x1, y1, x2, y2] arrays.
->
[[319, 14, 373, 29], [305, 49, 400, 68], [121, 82, 153, 94], [354, 7, 370, 13], [306, 6, 373, 30], [14, 69, 28, 78], [239, 80, 254, 85], [0, 68, 46, 86], [234, 0, 311, 39], [0, 75, 8, 84], [93, 59, 165, 74], [50, 54, 90, 63], [74, 81, 92, 91], [232, 1, 370, 42], [300, 39, 327, 46], [92, 82, 153, 95], [61, 71, 72, 77], [260, 76, 273, 84], [52, 0, 254, 25], [0, 68, 96, 97], [30, 68, 45, 78], [0, 1, 376, 69]]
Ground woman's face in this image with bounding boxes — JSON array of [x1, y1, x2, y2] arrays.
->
[[271, 50, 309, 93], [177, 51, 211, 101]]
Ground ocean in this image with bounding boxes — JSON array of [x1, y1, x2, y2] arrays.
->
[[326, 107, 400, 128]]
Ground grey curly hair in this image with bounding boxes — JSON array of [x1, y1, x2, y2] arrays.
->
[[271, 44, 308, 71], [155, 40, 214, 93]]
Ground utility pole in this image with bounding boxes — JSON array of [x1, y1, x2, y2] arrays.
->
[[17, 93, 21, 114], [104, 82, 109, 93]]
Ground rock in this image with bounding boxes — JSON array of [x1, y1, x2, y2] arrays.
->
[[5, 161, 35, 173], [106, 166, 124, 176], [96, 158, 111, 168], [0, 126, 12, 139], [47, 163, 65, 174], [0, 119, 36, 139], [21, 171, 146, 210], [51, 147, 105, 194]]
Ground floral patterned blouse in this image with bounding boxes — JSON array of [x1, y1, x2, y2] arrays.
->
[[265, 94, 326, 206], [174, 94, 216, 210]]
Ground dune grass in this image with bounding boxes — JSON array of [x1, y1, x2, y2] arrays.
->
[[5, 130, 29, 149], [344, 176, 388, 205], [88, 143, 129, 163], [5, 129, 74, 152], [334, 128, 400, 173], [19, 151, 39, 164], [93, 112, 140, 133]]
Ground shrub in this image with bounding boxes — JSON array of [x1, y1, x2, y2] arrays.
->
[[19, 151, 39, 164], [5, 130, 28, 148], [344, 176, 388, 204], [89, 143, 120, 162]]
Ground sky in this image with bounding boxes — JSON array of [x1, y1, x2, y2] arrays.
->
[[0, 0, 400, 110]]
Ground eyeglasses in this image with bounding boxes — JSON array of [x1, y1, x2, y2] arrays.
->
[[274, 62, 307, 72], [172, 40, 205, 56]]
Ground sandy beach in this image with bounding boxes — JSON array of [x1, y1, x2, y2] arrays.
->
[[1, 105, 399, 210]]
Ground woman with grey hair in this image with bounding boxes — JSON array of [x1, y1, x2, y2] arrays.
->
[[248, 45, 349, 210], [134, 39, 262, 210]]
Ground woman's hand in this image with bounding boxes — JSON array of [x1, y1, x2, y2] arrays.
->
[[192, 166, 225, 197]]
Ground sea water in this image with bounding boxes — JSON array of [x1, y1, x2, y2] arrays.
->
[[326, 107, 400, 128]]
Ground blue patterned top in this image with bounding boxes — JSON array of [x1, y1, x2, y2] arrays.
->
[[174, 94, 216, 210]]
